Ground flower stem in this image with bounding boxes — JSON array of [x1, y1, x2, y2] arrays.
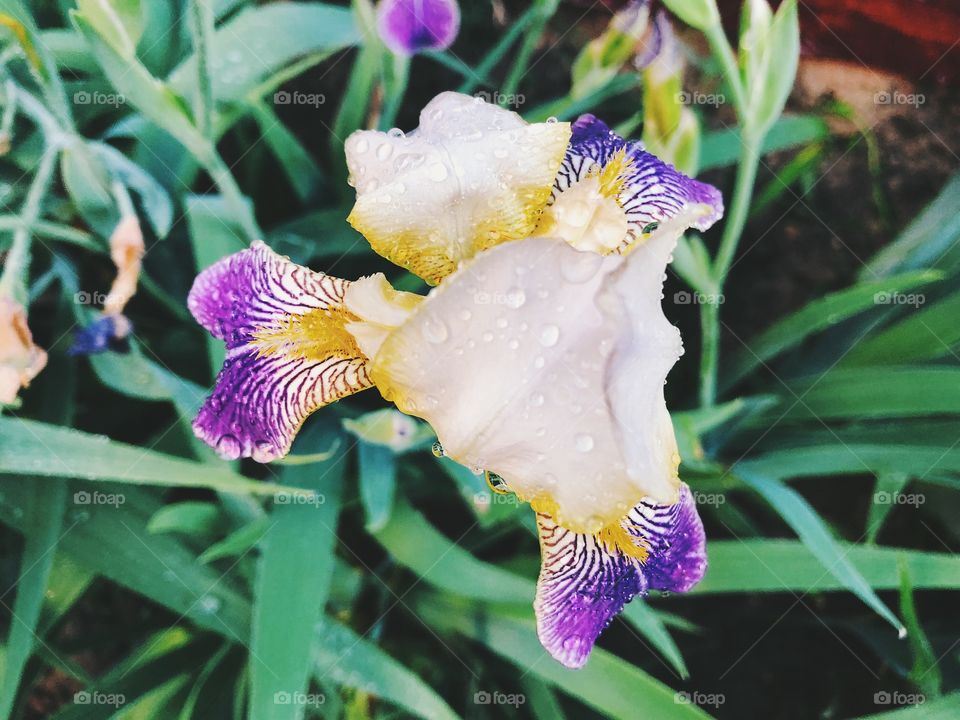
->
[[699, 133, 760, 407], [0, 147, 58, 304]]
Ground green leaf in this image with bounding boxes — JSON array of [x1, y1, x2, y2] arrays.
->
[[169, 2, 359, 106], [736, 470, 903, 633], [898, 562, 941, 698], [248, 100, 324, 204], [418, 596, 710, 720], [357, 441, 397, 532], [773, 368, 960, 420], [75, 0, 145, 56], [0, 483, 252, 642], [312, 620, 460, 720], [249, 424, 345, 720], [866, 472, 910, 544], [621, 601, 689, 680], [862, 173, 960, 278], [198, 517, 270, 565], [695, 541, 960, 593], [700, 114, 829, 171], [853, 693, 960, 719], [0, 417, 288, 496], [722, 270, 942, 389], [148, 501, 225, 537], [0, 482, 66, 718], [371, 497, 534, 603], [660, 0, 719, 31], [94, 141, 174, 238], [71, 13, 199, 154], [841, 290, 960, 366]]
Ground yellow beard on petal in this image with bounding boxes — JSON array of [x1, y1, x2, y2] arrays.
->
[[597, 520, 651, 562], [534, 148, 633, 255], [251, 306, 365, 362]]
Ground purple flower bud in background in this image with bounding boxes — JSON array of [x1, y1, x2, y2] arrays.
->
[[377, 0, 460, 55]]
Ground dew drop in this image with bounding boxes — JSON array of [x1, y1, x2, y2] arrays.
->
[[575, 434, 595, 452], [422, 317, 449, 344], [538, 324, 560, 347], [431, 441, 446, 458]]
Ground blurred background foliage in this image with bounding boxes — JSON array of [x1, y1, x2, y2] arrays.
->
[[0, 0, 959, 718]]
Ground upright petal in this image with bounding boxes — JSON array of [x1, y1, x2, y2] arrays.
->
[[346, 92, 571, 284], [188, 242, 374, 461], [535, 484, 706, 668], [377, 0, 460, 55], [370, 229, 694, 532], [538, 114, 723, 254]]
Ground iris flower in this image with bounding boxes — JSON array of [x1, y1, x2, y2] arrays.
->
[[189, 92, 722, 667], [377, 0, 460, 56]]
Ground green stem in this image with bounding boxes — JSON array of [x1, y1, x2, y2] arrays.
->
[[378, 53, 409, 131], [188, 0, 215, 141], [0, 147, 58, 304], [198, 144, 262, 242], [699, 133, 761, 407], [702, 18, 745, 118], [499, 1, 559, 102]]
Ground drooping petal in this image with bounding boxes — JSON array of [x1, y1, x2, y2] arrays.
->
[[535, 484, 706, 668], [371, 226, 696, 532], [0, 298, 47, 406], [537, 113, 723, 254], [377, 0, 460, 55], [346, 91, 571, 285], [188, 241, 374, 461]]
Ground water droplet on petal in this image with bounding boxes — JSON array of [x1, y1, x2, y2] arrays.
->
[[538, 325, 560, 347], [422, 317, 449, 344], [575, 434, 595, 452], [431, 441, 446, 458]]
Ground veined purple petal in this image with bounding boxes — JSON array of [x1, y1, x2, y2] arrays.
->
[[535, 484, 706, 668], [555, 114, 724, 234], [377, 0, 460, 55], [188, 242, 373, 462]]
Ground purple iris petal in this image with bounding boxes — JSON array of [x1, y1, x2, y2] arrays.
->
[[557, 114, 724, 232], [68, 315, 132, 356], [188, 242, 373, 462], [377, 0, 460, 55], [535, 485, 706, 668]]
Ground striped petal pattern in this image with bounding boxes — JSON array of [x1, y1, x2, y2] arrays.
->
[[535, 484, 706, 668], [545, 114, 723, 253], [188, 241, 373, 461]]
